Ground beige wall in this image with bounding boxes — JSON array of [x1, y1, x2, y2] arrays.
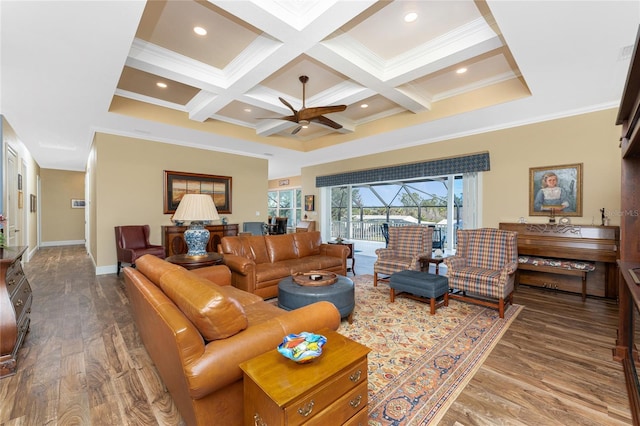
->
[[91, 133, 269, 273], [1, 116, 41, 258], [268, 175, 301, 190], [40, 169, 85, 244], [87, 108, 621, 273], [302, 108, 622, 230]]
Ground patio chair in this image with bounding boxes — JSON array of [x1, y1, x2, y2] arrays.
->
[[373, 226, 433, 286], [380, 223, 390, 247], [443, 228, 518, 318]]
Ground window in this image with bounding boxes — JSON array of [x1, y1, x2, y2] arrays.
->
[[329, 175, 463, 248], [268, 189, 302, 229]]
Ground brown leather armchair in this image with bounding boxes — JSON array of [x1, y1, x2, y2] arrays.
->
[[114, 225, 166, 275]]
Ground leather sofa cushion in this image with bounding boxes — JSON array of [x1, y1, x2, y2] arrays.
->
[[246, 236, 270, 264], [158, 268, 248, 341], [293, 232, 321, 257], [221, 235, 270, 264], [266, 234, 298, 263]]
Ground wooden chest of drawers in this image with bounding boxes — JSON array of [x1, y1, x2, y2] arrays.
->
[[0, 246, 32, 378], [239, 329, 370, 426]]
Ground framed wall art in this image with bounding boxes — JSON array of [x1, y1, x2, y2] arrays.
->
[[30, 194, 36, 213], [164, 170, 232, 214], [529, 163, 582, 217], [304, 195, 315, 211], [71, 199, 85, 208]]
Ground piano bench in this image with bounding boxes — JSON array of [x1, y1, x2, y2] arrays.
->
[[517, 256, 596, 301]]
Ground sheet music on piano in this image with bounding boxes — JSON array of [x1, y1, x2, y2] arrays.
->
[[629, 268, 640, 285]]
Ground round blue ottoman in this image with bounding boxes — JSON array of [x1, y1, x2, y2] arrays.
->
[[278, 275, 355, 323]]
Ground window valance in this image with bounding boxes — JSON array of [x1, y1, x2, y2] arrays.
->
[[316, 152, 490, 187]]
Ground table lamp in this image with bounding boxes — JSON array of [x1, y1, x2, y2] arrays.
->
[[172, 194, 219, 256]]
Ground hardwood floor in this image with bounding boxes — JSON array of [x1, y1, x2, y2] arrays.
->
[[0, 246, 633, 425]]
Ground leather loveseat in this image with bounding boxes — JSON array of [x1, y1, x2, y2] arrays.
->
[[124, 254, 341, 426], [219, 231, 349, 299]]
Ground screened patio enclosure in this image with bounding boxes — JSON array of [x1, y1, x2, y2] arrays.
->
[[329, 175, 463, 251]]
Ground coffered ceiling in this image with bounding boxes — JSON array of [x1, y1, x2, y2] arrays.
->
[[1, 1, 639, 178], [115, 0, 526, 144]]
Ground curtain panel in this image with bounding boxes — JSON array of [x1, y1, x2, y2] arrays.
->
[[315, 152, 490, 187]]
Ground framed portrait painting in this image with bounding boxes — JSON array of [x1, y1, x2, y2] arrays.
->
[[529, 163, 582, 217], [304, 195, 315, 211], [164, 170, 232, 214]]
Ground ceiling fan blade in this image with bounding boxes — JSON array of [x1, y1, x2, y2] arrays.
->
[[279, 97, 298, 115], [313, 115, 343, 130], [257, 115, 298, 123], [291, 125, 303, 135], [299, 105, 346, 120]]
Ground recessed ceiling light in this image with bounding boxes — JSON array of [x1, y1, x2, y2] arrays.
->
[[404, 12, 417, 23], [243, 108, 252, 113], [456, 67, 468, 74], [361, 103, 369, 108], [156, 82, 167, 88], [193, 26, 207, 36]]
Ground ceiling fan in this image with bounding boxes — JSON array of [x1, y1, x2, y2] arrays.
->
[[271, 75, 347, 135]]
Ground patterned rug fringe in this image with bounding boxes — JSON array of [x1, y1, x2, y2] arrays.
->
[[337, 274, 523, 425]]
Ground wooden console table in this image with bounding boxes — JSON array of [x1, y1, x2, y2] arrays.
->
[[0, 246, 32, 378], [162, 224, 238, 257], [239, 329, 370, 425]]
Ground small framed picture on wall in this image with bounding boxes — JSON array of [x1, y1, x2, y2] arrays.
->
[[71, 199, 85, 208], [304, 195, 315, 211]]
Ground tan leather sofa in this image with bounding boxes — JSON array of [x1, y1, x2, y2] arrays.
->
[[220, 231, 349, 299], [124, 254, 341, 426]]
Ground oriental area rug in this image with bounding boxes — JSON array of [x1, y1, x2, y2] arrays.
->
[[338, 275, 523, 425]]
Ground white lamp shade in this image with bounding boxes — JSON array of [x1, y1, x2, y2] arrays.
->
[[173, 194, 220, 222]]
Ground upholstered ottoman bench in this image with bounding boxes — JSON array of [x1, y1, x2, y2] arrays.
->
[[389, 270, 449, 315], [278, 275, 355, 323]]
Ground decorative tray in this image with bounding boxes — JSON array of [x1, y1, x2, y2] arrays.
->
[[292, 270, 338, 287]]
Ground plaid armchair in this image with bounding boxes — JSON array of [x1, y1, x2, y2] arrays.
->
[[443, 228, 518, 318], [374, 226, 433, 286]]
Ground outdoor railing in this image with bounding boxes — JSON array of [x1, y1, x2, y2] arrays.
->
[[331, 221, 448, 246]]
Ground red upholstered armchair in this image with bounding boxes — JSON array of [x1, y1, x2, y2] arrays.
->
[[114, 225, 166, 275], [443, 228, 518, 318]]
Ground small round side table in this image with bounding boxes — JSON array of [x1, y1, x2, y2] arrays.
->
[[165, 252, 224, 270]]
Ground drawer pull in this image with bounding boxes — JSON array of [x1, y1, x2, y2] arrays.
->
[[297, 400, 314, 417], [350, 369, 362, 382], [349, 395, 362, 409], [15, 299, 23, 307], [253, 413, 266, 426]]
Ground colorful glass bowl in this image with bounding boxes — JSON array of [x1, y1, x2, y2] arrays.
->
[[277, 332, 327, 363]]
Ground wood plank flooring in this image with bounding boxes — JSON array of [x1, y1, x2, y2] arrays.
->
[[0, 246, 633, 425]]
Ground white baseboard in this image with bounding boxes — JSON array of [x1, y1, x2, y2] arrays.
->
[[96, 264, 118, 276], [40, 240, 85, 247]]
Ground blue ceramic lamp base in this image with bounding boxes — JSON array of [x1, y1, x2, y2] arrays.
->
[[184, 223, 210, 256]]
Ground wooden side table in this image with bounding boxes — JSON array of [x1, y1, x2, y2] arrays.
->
[[165, 252, 224, 270], [329, 241, 355, 275], [239, 329, 370, 425], [419, 254, 449, 275]]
